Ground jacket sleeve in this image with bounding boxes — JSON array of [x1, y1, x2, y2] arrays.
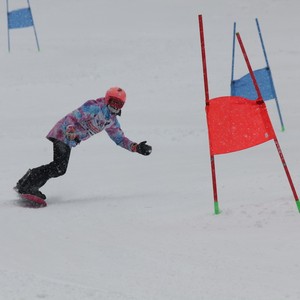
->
[[105, 118, 135, 151]]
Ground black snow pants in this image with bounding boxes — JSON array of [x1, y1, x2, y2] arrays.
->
[[28, 138, 71, 189]]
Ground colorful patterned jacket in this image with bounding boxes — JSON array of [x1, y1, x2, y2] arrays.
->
[[46, 97, 135, 150]]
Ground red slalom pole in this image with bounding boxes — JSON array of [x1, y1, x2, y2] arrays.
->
[[236, 32, 262, 101], [237, 32, 300, 212], [198, 15, 210, 104], [198, 15, 220, 214], [274, 138, 300, 212]]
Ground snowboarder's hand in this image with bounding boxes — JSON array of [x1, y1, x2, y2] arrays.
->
[[66, 125, 77, 141], [134, 141, 152, 156]]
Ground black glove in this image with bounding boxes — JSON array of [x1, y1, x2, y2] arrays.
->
[[136, 141, 152, 156]]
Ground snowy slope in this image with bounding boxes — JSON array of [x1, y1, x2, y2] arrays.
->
[[1, 0, 300, 299]]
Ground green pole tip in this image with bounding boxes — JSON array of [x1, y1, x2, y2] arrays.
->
[[281, 126, 285, 132], [214, 202, 221, 215], [296, 200, 300, 213]]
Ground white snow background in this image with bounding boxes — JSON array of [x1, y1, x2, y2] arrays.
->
[[1, 0, 300, 299]]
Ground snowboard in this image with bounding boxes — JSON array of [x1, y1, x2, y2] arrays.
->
[[17, 193, 47, 208]]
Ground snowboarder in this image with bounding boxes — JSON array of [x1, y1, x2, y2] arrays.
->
[[15, 87, 152, 203]]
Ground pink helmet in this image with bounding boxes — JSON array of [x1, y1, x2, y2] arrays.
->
[[105, 87, 126, 108]]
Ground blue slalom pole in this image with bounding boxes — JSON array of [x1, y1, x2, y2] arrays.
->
[[256, 18, 285, 131], [6, 0, 11, 52], [27, 0, 40, 51], [230, 22, 236, 87]]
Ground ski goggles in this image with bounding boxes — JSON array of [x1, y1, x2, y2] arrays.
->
[[108, 98, 124, 110]]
